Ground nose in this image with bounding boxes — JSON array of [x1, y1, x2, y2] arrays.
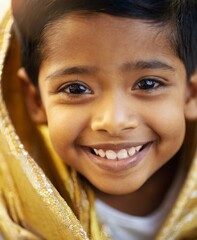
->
[[91, 93, 139, 136]]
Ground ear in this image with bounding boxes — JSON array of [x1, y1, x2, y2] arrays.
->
[[185, 70, 197, 121], [17, 68, 47, 124]]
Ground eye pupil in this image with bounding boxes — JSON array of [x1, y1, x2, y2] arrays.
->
[[68, 84, 87, 94], [138, 79, 155, 89]]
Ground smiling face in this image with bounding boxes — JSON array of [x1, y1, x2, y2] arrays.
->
[[30, 14, 189, 194]]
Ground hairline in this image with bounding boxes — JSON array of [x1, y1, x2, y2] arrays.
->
[[39, 11, 179, 68]]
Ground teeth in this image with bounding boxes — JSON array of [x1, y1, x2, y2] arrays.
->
[[93, 149, 98, 155], [135, 146, 142, 152], [93, 145, 143, 160], [98, 149, 105, 158], [128, 147, 135, 157], [106, 150, 117, 160], [117, 149, 128, 159]]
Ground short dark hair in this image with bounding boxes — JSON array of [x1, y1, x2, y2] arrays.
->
[[12, 0, 197, 85]]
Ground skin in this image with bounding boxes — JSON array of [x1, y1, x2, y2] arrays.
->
[[20, 14, 197, 216]]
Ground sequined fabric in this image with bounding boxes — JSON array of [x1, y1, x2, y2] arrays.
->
[[1, 3, 197, 240]]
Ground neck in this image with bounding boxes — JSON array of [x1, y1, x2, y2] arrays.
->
[[94, 157, 180, 216]]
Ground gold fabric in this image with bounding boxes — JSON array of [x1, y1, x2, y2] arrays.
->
[[1, 4, 197, 240]]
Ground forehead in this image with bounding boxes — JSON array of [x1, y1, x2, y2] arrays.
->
[[39, 13, 186, 81], [41, 13, 175, 59]]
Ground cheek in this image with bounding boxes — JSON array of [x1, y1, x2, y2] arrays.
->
[[46, 106, 89, 152], [147, 98, 186, 152]]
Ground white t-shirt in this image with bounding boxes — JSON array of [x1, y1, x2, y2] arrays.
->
[[95, 170, 183, 240]]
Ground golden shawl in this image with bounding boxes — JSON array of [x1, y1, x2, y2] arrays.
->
[[1, 3, 197, 240]]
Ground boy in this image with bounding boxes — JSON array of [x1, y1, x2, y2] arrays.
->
[[0, 0, 197, 239]]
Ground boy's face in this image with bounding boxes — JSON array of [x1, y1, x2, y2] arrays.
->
[[32, 14, 189, 194]]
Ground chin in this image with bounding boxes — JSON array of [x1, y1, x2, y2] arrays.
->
[[93, 181, 143, 195]]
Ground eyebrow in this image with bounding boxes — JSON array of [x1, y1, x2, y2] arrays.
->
[[45, 60, 176, 81], [45, 66, 98, 81], [121, 60, 176, 72]]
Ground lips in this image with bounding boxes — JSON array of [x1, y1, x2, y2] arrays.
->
[[83, 142, 152, 172]]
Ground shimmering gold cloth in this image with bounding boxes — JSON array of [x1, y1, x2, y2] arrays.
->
[[1, 4, 197, 240]]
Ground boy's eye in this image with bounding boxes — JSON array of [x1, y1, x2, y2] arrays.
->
[[135, 78, 164, 90], [59, 82, 92, 94]]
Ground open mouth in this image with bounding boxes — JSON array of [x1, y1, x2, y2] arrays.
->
[[84, 142, 153, 172], [90, 143, 147, 161]]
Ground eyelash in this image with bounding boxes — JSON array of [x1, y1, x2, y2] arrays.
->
[[58, 81, 93, 95], [134, 77, 165, 91], [57, 77, 165, 97]]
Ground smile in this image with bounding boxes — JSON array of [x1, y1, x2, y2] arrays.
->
[[83, 142, 152, 172], [92, 145, 143, 160]]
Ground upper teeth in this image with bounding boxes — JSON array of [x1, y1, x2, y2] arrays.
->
[[93, 145, 143, 160]]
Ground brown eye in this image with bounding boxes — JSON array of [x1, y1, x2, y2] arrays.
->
[[60, 83, 92, 94], [136, 78, 163, 90]]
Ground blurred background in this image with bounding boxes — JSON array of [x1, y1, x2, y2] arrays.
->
[[0, 0, 10, 22]]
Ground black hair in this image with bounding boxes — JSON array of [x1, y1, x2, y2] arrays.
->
[[12, 0, 197, 85]]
